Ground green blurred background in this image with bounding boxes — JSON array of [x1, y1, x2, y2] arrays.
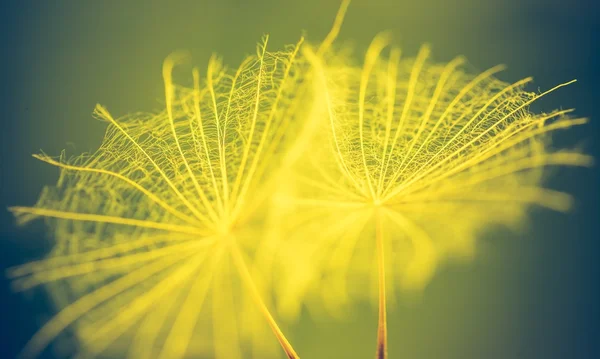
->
[[1, 0, 598, 358]]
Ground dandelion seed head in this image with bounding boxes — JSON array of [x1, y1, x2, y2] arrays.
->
[[271, 35, 591, 320], [9, 36, 313, 359]]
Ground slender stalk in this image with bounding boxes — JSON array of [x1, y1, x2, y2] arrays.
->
[[375, 210, 388, 359], [317, 0, 351, 55], [230, 242, 299, 359]]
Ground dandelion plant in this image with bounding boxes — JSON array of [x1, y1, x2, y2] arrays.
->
[[272, 33, 592, 359], [8, 34, 320, 358]]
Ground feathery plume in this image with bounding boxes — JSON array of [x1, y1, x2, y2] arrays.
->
[[9, 35, 312, 359], [272, 33, 592, 359]]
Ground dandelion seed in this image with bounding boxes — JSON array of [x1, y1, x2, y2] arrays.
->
[[272, 33, 592, 359], [9, 34, 318, 359]]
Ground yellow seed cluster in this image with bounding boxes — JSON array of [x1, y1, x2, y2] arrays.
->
[[10, 36, 314, 359], [270, 36, 591, 323]]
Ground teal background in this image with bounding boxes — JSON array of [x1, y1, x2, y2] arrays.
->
[[1, 0, 598, 358]]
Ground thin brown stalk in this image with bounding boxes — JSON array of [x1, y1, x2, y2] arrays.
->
[[375, 209, 387, 359]]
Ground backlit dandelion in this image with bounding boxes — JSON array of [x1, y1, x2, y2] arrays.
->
[[271, 33, 592, 359], [9, 35, 315, 359]]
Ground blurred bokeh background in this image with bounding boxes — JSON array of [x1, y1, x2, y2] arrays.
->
[[1, 0, 598, 358]]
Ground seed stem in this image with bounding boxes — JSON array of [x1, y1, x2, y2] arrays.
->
[[375, 211, 388, 359], [230, 243, 299, 359]]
